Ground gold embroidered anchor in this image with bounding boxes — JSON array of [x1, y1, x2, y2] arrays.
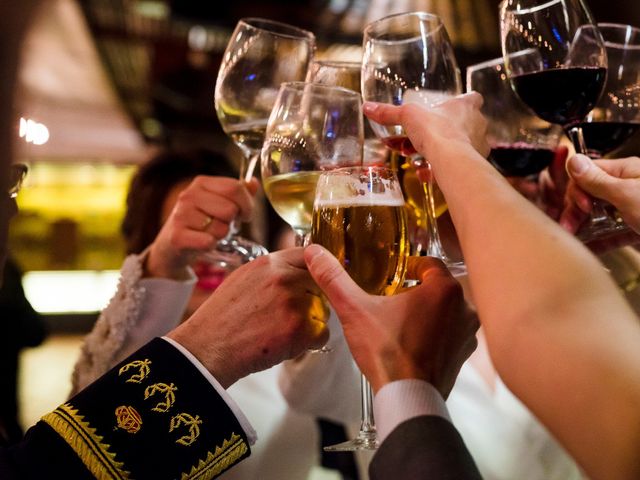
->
[[144, 382, 177, 412], [118, 359, 152, 384], [169, 413, 202, 446]]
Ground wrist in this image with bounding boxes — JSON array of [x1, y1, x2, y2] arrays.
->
[[166, 324, 239, 389], [145, 244, 191, 280]]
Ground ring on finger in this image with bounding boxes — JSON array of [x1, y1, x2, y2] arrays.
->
[[201, 215, 213, 230]]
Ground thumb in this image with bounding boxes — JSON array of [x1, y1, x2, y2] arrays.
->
[[566, 154, 621, 203], [304, 244, 365, 315]]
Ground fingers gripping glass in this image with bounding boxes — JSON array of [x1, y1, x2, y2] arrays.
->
[[311, 166, 409, 451], [214, 18, 316, 266]]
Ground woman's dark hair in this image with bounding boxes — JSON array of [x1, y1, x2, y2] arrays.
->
[[121, 149, 237, 254]]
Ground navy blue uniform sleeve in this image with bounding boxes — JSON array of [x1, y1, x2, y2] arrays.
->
[[370, 415, 483, 480], [1, 338, 251, 479]]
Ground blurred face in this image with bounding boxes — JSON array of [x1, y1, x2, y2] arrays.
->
[[161, 180, 229, 317]]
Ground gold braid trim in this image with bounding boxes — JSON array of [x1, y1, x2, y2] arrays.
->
[[181, 433, 248, 480], [42, 403, 131, 480]]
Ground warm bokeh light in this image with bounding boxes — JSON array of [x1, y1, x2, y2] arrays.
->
[[19, 117, 50, 145]]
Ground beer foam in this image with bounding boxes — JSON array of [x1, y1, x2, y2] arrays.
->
[[315, 172, 405, 207], [315, 196, 405, 207]]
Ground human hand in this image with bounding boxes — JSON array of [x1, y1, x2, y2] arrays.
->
[[559, 154, 640, 235], [304, 245, 479, 397], [167, 248, 330, 388], [363, 92, 490, 164], [146, 176, 259, 279], [538, 146, 570, 220]]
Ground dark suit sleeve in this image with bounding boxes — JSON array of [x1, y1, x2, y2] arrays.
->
[[1, 338, 251, 479], [370, 415, 483, 480]]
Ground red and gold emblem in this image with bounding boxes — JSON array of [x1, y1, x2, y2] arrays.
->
[[115, 405, 142, 434]]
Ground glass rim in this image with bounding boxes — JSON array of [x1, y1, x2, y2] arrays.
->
[[597, 23, 640, 50], [501, 0, 564, 14], [310, 59, 362, 69], [279, 81, 362, 99], [238, 17, 316, 42], [319, 165, 395, 176], [363, 11, 444, 43]]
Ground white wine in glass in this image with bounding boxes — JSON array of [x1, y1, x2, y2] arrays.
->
[[261, 82, 364, 246]]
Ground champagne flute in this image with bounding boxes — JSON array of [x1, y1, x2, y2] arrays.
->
[[467, 56, 562, 179], [500, 0, 608, 239], [215, 18, 315, 265], [312, 166, 409, 451], [362, 11, 466, 275], [307, 60, 387, 165], [261, 82, 364, 246]]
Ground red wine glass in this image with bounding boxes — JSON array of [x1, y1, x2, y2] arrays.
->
[[500, 0, 609, 240]]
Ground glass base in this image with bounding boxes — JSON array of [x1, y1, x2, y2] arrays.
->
[[445, 259, 467, 277], [577, 218, 630, 243], [324, 432, 378, 452], [215, 235, 269, 266]]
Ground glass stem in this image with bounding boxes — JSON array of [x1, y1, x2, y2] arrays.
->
[[359, 374, 376, 440], [293, 229, 310, 247], [567, 127, 609, 224], [412, 156, 448, 259]]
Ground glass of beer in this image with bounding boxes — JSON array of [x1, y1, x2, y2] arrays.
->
[[261, 82, 364, 246], [312, 166, 409, 450]]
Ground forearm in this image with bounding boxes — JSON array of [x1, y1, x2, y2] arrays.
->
[[427, 139, 640, 478]]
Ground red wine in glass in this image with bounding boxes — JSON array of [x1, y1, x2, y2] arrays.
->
[[510, 67, 607, 127], [571, 121, 640, 157], [381, 135, 417, 157], [488, 144, 556, 177]]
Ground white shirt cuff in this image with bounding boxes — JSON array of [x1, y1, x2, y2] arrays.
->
[[161, 336, 257, 445], [374, 379, 451, 443]]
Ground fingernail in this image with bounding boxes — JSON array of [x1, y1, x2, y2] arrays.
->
[[305, 244, 324, 260], [362, 102, 379, 114], [568, 154, 591, 176]]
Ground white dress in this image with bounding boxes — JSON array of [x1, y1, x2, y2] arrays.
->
[[71, 252, 319, 480]]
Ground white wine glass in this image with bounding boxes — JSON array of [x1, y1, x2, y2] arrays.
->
[[312, 166, 410, 451], [214, 18, 315, 265], [362, 11, 465, 275], [261, 82, 364, 246], [307, 60, 387, 165]]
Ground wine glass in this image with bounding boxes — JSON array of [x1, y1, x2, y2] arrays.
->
[[261, 82, 364, 246], [362, 11, 466, 276], [467, 56, 562, 179], [577, 23, 640, 234], [215, 18, 316, 265], [311, 166, 409, 451], [500, 0, 609, 239], [306, 60, 387, 165]]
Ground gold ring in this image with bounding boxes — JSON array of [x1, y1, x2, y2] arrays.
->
[[201, 215, 213, 230]]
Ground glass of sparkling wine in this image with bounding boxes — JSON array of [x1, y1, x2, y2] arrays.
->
[[214, 18, 315, 266], [261, 82, 364, 246], [311, 166, 410, 451]]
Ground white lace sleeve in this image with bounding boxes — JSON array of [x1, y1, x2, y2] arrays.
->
[[70, 252, 195, 396]]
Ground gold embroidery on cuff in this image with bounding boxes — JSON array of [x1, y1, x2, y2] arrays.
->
[[144, 382, 178, 412], [42, 403, 131, 480], [118, 359, 152, 384], [169, 413, 202, 446], [115, 405, 143, 434], [181, 433, 248, 480]]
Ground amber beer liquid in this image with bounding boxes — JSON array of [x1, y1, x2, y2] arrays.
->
[[311, 198, 409, 296]]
